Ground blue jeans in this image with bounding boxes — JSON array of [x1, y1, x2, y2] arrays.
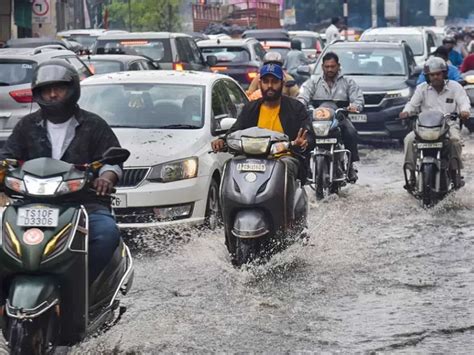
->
[[88, 209, 120, 282]]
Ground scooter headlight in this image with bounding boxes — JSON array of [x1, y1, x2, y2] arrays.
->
[[416, 126, 442, 141], [313, 121, 332, 137], [241, 137, 271, 155], [23, 175, 63, 196], [4, 177, 26, 194]]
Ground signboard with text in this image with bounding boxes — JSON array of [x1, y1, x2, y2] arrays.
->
[[32, 0, 51, 24], [430, 0, 449, 17]]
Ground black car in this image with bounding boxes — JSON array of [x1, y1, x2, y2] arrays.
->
[[307, 41, 421, 140], [92, 32, 216, 71], [197, 38, 266, 89], [82, 54, 157, 74], [242, 29, 290, 42]]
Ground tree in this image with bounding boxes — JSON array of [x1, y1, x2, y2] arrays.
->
[[108, 0, 182, 32]]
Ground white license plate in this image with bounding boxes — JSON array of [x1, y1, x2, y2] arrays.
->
[[417, 142, 443, 149], [236, 163, 266, 172], [17, 207, 59, 227], [112, 194, 127, 208], [316, 138, 337, 144], [348, 113, 368, 122]]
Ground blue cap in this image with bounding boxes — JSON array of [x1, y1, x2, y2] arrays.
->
[[260, 63, 284, 81]]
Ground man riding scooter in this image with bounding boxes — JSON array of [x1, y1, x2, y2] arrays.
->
[[400, 57, 471, 190]]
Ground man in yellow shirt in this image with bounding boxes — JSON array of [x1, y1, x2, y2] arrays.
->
[[212, 64, 315, 216]]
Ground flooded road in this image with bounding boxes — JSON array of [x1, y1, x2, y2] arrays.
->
[[73, 134, 474, 353]]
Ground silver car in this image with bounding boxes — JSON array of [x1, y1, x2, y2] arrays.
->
[[0, 46, 92, 145]]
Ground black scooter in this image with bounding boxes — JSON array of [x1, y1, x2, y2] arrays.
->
[[0, 147, 133, 354], [403, 111, 462, 207], [220, 127, 308, 266]]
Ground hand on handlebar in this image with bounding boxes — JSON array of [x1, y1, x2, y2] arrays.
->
[[399, 111, 410, 119], [347, 105, 359, 113], [211, 138, 226, 153], [460, 111, 470, 120]]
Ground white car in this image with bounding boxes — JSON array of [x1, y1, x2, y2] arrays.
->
[[360, 27, 438, 66], [79, 71, 247, 230]]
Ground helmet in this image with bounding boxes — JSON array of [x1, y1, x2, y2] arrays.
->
[[263, 51, 283, 65], [423, 57, 447, 75], [32, 60, 80, 123], [291, 38, 302, 51], [442, 36, 456, 45]]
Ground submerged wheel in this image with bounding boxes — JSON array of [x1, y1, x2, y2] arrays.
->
[[234, 238, 259, 267], [204, 179, 221, 230], [421, 164, 435, 207], [315, 156, 328, 200]]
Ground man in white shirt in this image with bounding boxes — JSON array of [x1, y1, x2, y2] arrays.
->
[[400, 57, 471, 189], [325, 17, 344, 44]]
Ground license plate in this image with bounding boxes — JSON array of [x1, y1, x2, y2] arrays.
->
[[17, 207, 59, 227], [348, 113, 368, 122], [316, 138, 337, 144], [417, 142, 443, 149], [112, 194, 127, 208], [236, 163, 266, 172]]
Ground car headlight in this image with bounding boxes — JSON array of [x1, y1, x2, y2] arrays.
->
[[313, 121, 332, 136], [241, 137, 271, 155], [23, 175, 63, 196], [4, 177, 26, 194], [385, 88, 411, 99], [147, 157, 198, 183]]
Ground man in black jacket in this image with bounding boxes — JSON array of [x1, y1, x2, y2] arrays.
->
[[0, 60, 123, 282], [212, 63, 315, 217]]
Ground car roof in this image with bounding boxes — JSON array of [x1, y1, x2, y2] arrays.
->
[[84, 54, 152, 62], [5, 37, 68, 48], [243, 29, 289, 41], [329, 40, 404, 49], [96, 32, 191, 40], [289, 31, 320, 37], [261, 40, 291, 48], [0, 46, 77, 59], [197, 38, 256, 47], [80, 70, 230, 86], [58, 29, 128, 37], [363, 27, 425, 35]]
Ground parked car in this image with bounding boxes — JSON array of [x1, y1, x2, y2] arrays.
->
[[57, 29, 128, 50], [92, 32, 216, 71], [5, 37, 74, 50], [289, 30, 324, 60], [197, 38, 265, 88], [79, 71, 248, 230], [82, 54, 157, 74], [360, 27, 437, 66], [422, 26, 446, 47], [303, 40, 421, 140], [0, 46, 93, 146]]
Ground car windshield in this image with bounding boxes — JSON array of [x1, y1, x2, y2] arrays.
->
[[88, 60, 123, 74], [200, 47, 250, 63], [314, 47, 407, 76], [69, 35, 97, 49], [79, 84, 205, 129], [292, 36, 316, 49], [362, 34, 424, 55], [95, 39, 171, 62], [267, 47, 290, 60], [0, 61, 36, 86]]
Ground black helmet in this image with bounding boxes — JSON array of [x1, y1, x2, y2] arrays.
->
[[423, 57, 447, 75], [291, 38, 302, 51], [32, 60, 80, 123], [442, 36, 456, 45], [263, 51, 284, 66]]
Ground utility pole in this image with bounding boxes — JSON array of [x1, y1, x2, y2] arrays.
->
[[343, 0, 348, 39], [128, 0, 132, 32], [371, 0, 377, 28]]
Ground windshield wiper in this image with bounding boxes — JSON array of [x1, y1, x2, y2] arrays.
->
[[0, 82, 10, 86], [157, 124, 200, 129]]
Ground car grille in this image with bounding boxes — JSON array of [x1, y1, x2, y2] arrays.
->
[[364, 93, 386, 106], [117, 168, 149, 188]]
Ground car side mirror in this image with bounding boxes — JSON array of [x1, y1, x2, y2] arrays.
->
[[297, 65, 311, 76], [430, 46, 437, 55], [219, 117, 236, 132], [100, 147, 131, 165], [412, 65, 423, 77], [206, 55, 218, 67], [406, 78, 418, 87]]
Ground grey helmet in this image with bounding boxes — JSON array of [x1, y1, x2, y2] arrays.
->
[[263, 51, 284, 66], [423, 57, 448, 76], [31, 59, 80, 123]]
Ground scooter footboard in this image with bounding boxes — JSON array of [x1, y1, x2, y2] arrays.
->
[[6, 275, 60, 319], [232, 210, 269, 239]]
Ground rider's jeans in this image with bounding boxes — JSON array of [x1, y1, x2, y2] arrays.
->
[[88, 209, 120, 282], [279, 156, 300, 221], [339, 118, 360, 162], [404, 121, 463, 171]]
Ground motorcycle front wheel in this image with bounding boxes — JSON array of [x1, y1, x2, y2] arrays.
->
[[421, 164, 436, 207], [315, 156, 328, 200], [234, 238, 260, 267]]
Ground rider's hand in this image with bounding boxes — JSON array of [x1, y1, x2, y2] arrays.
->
[[347, 105, 359, 113], [211, 138, 225, 152], [460, 111, 470, 120], [292, 128, 309, 151], [93, 171, 117, 196], [399, 111, 410, 119]]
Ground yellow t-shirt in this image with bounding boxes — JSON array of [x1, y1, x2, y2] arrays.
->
[[257, 104, 283, 133]]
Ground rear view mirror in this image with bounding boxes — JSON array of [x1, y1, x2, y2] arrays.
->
[[100, 147, 131, 165], [219, 117, 236, 132], [206, 55, 218, 67]]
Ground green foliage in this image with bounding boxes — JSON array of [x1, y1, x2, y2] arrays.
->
[[108, 0, 182, 32]]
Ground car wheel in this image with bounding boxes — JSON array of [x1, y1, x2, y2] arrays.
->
[[205, 179, 220, 230]]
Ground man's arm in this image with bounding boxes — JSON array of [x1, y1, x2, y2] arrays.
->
[[402, 85, 423, 115], [416, 72, 426, 85], [449, 65, 463, 83], [347, 78, 364, 112], [453, 83, 471, 114], [295, 101, 316, 154], [297, 76, 317, 107], [0, 118, 26, 160]]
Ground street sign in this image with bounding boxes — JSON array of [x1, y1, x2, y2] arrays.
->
[[384, 0, 399, 19], [32, 0, 51, 24], [430, 0, 449, 17], [283, 8, 296, 26]]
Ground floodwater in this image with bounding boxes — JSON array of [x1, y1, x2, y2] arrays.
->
[[68, 133, 473, 353]]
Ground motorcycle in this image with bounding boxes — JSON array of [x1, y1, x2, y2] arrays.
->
[[220, 127, 308, 266], [403, 111, 462, 207], [308, 101, 352, 200], [0, 147, 133, 354]]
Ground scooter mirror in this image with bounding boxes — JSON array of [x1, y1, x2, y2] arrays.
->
[[100, 147, 131, 165], [219, 117, 237, 132]]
